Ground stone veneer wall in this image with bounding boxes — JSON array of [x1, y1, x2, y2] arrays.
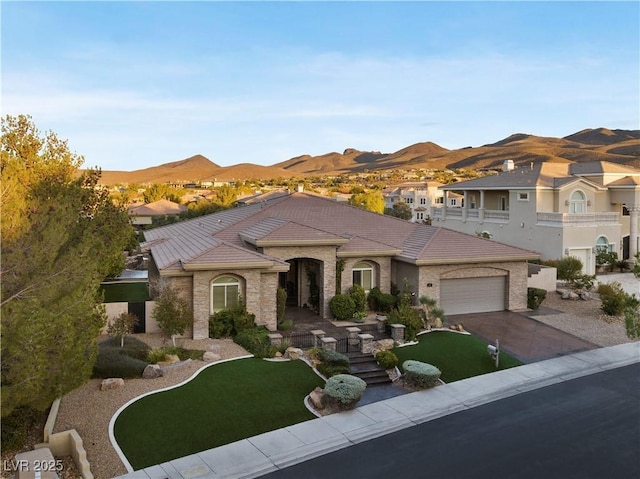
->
[[417, 261, 529, 311]]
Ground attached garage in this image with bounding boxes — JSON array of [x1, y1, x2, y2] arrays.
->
[[440, 276, 506, 315]]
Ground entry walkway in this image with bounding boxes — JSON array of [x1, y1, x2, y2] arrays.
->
[[113, 342, 639, 479]]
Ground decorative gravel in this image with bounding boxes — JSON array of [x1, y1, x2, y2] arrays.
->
[[529, 290, 634, 347]]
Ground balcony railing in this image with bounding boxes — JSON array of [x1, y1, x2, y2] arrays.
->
[[432, 207, 509, 222], [536, 212, 620, 225]]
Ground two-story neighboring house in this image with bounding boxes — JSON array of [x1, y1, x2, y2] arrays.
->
[[434, 160, 640, 274], [383, 181, 447, 222]]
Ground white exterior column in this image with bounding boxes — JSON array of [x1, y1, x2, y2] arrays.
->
[[629, 205, 640, 259], [479, 190, 485, 223], [462, 191, 468, 222]]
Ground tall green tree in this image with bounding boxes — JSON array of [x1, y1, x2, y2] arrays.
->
[[143, 183, 182, 204], [348, 191, 384, 214], [215, 184, 237, 206], [1, 114, 136, 416], [384, 201, 413, 220]]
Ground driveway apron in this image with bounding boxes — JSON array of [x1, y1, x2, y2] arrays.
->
[[447, 310, 598, 363]]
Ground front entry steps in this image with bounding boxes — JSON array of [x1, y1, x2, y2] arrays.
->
[[347, 352, 391, 386]]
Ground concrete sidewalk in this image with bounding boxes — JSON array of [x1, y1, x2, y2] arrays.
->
[[114, 342, 640, 479]]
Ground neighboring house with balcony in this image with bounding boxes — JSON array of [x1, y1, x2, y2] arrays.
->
[[141, 192, 538, 339], [382, 181, 448, 222], [433, 160, 640, 274]]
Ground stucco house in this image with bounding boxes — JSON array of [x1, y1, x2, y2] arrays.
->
[[127, 199, 188, 226], [434, 161, 640, 275], [142, 192, 539, 339]]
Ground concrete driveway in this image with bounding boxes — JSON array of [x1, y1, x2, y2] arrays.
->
[[447, 310, 598, 363]]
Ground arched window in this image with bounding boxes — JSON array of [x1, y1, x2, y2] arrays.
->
[[353, 261, 374, 293], [569, 190, 586, 214], [211, 276, 240, 313], [595, 236, 612, 253]]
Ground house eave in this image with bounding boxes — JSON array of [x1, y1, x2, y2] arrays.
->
[[338, 249, 403, 258], [182, 261, 276, 271], [255, 238, 349, 247], [414, 254, 539, 266]]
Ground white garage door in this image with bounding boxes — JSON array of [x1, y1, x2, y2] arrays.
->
[[440, 277, 506, 315]]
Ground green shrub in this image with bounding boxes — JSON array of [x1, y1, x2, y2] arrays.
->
[[276, 287, 287, 323], [323, 374, 367, 409], [557, 256, 583, 283], [377, 293, 397, 313], [1, 406, 47, 452], [367, 286, 382, 311], [573, 274, 596, 291], [93, 338, 151, 379], [318, 348, 350, 367], [527, 287, 547, 310], [233, 326, 276, 358], [317, 362, 350, 378], [598, 282, 630, 316], [329, 294, 356, 321], [209, 302, 256, 338], [387, 302, 423, 340], [349, 284, 367, 313], [161, 346, 205, 361], [402, 360, 441, 389], [375, 350, 398, 369], [147, 348, 168, 364], [278, 319, 294, 331]]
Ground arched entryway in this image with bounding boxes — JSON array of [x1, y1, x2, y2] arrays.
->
[[279, 258, 323, 314]]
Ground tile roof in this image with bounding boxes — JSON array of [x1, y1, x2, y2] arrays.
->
[[128, 199, 187, 216], [144, 192, 538, 273], [442, 161, 640, 191]]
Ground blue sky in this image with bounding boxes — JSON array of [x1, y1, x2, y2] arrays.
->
[[2, 1, 639, 171]]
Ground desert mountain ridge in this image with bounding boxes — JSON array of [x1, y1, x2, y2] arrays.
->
[[96, 128, 640, 185]]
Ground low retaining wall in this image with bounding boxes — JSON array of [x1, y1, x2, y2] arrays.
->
[[36, 398, 93, 479]]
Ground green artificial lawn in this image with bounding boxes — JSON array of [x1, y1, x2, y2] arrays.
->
[[113, 358, 323, 469], [100, 282, 150, 303], [393, 331, 523, 383]]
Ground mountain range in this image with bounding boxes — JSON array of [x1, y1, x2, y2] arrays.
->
[[97, 128, 640, 185]]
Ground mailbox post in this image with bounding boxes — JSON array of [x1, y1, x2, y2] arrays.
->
[[487, 339, 500, 368]]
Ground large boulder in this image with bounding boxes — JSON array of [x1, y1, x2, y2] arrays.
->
[[203, 351, 221, 362], [309, 387, 324, 410], [101, 378, 124, 391], [285, 347, 304, 360], [142, 364, 163, 379]]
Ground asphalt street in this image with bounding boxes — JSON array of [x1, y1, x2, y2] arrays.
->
[[260, 363, 640, 479]]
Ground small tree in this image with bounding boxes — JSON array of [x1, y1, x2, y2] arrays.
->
[[107, 312, 139, 347], [153, 285, 193, 346], [557, 256, 583, 285], [384, 202, 413, 220]]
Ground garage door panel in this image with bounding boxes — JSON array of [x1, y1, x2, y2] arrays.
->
[[440, 277, 506, 315]]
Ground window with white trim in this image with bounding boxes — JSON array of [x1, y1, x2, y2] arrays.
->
[[211, 276, 240, 313], [435, 197, 444, 204], [353, 262, 374, 293], [517, 192, 529, 201], [420, 198, 426, 205], [595, 236, 613, 253], [569, 190, 586, 213]]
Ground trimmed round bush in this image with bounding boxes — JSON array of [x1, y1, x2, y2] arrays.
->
[[323, 374, 367, 409], [93, 337, 151, 378], [375, 350, 398, 370], [329, 294, 356, 321], [402, 360, 441, 389]]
